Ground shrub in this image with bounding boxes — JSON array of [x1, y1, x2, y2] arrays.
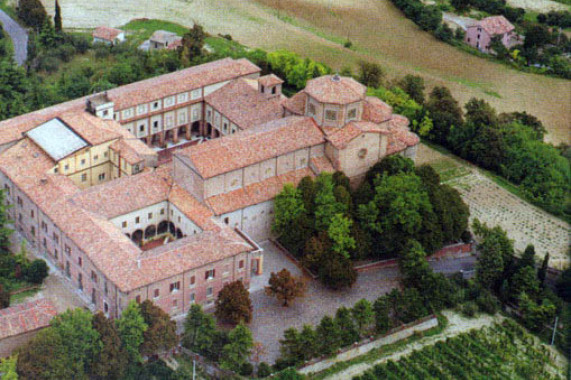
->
[[93, 44, 110, 59], [461, 301, 478, 317], [257, 362, 272, 378], [460, 230, 472, 243], [475, 290, 499, 314], [24, 259, 48, 284], [37, 55, 61, 73], [55, 44, 76, 63], [240, 362, 253, 376], [344, 40, 353, 48], [67, 34, 91, 54]]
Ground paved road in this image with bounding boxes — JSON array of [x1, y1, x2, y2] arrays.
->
[[0, 10, 28, 65]]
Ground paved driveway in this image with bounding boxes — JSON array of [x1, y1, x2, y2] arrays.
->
[[0, 10, 28, 65]]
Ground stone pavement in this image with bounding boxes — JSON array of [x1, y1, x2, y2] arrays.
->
[[248, 241, 401, 364]]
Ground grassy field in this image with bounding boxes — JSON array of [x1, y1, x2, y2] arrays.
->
[[35, 0, 570, 145]]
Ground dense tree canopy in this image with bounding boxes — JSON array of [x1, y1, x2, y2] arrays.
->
[[215, 280, 253, 324]]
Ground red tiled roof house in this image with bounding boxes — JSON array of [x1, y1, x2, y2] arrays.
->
[[92, 26, 125, 46], [0, 299, 58, 357], [464, 15, 522, 53]]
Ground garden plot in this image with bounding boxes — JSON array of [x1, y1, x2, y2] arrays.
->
[[417, 144, 570, 269], [506, 0, 569, 12]]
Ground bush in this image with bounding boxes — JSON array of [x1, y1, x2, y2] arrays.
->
[[460, 230, 472, 243], [55, 44, 76, 63], [93, 44, 110, 59], [240, 362, 253, 376], [67, 34, 91, 54], [257, 362, 272, 378], [37, 55, 61, 73], [344, 40, 353, 48], [24, 259, 48, 284], [476, 290, 499, 314], [461, 301, 478, 317]]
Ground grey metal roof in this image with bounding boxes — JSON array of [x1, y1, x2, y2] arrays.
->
[[26, 118, 88, 161]]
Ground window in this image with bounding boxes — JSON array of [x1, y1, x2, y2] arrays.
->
[[78, 273, 83, 291], [148, 212, 153, 220], [160, 209, 165, 215], [325, 110, 337, 121], [133, 164, 140, 174], [104, 302, 109, 313], [91, 270, 98, 283], [190, 293, 195, 303], [81, 159, 86, 166], [205, 269, 215, 280], [169, 281, 181, 293], [206, 287, 213, 298], [358, 148, 368, 159], [53, 233, 59, 243], [135, 217, 140, 224], [122, 221, 127, 228], [348, 108, 357, 120], [136, 295, 141, 303], [81, 173, 87, 182], [154, 289, 160, 298], [54, 249, 58, 259], [104, 281, 108, 296], [17, 196, 23, 207], [153, 121, 159, 129], [239, 260, 244, 270], [261, 85, 265, 93], [65, 261, 70, 277], [54, 167, 58, 174], [64, 164, 69, 171], [41, 221, 47, 232], [224, 217, 229, 225], [30, 226, 35, 236], [103, 110, 109, 117], [94, 155, 99, 161], [190, 275, 196, 286], [104, 152, 108, 158], [78, 257, 82, 267], [272, 87, 276, 94], [65, 245, 71, 255], [308, 103, 316, 115], [98, 173, 106, 181], [139, 125, 145, 132], [42, 238, 46, 247], [30, 209, 34, 218], [153, 102, 159, 109]]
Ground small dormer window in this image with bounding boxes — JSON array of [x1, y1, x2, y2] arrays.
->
[[348, 108, 357, 120], [325, 110, 337, 121]]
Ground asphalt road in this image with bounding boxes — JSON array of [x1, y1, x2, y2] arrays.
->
[[0, 10, 28, 65]]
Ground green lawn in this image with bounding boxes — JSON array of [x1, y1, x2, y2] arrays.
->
[[121, 19, 190, 45]]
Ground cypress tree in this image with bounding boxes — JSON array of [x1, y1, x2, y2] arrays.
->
[[54, 0, 62, 33]]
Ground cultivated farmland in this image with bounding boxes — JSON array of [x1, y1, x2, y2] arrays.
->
[[352, 320, 567, 380], [32, 0, 571, 144], [416, 144, 570, 269]]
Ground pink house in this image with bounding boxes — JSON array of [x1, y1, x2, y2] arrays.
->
[[464, 15, 522, 53]]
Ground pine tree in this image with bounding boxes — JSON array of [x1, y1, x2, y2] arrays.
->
[[221, 323, 254, 372], [538, 253, 549, 287], [54, 0, 62, 33], [352, 299, 374, 336], [373, 296, 391, 333], [183, 304, 216, 355], [335, 307, 359, 346], [315, 316, 341, 356]]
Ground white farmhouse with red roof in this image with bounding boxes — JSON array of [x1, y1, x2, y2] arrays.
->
[[92, 26, 126, 46]]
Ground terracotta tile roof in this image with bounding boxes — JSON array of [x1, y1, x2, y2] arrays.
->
[[258, 74, 284, 87], [326, 121, 391, 149], [206, 167, 314, 215], [0, 299, 57, 339], [476, 16, 514, 35], [304, 75, 366, 104], [92, 26, 123, 41], [107, 58, 260, 110], [0, 59, 260, 149], [167, 183, 217, 230], [59, 112, 122, 146], [205, 79, 283, 129], [282, 92, 307, 115], [310, 156, 335, 174], [362, 96, 393, 123], [385, 114, 419, 155], [109, 140, 144, 165], [176, 116, 325, 179], [70, 166, 172, 219]]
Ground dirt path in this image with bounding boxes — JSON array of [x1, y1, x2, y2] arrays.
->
[[31, 0, 570, 144], [324, 311, 503, 380]]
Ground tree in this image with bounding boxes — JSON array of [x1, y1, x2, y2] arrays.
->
[[298, 325, 318, 361], [451, 0, 470, 12], [182, 304, 216, 355], [335, 306, 359, 346], [518, 292, 556, 332], [398, 239, 431, 290], [489, 35, 509, 59], [555, 267, 571, 302], [220, 322, 254, 372], [417, 6, 442, 32], [426, 86, 463, 144], [365, 154, 415, 185], [538, 253, 549, 287], [49, 308, 102, 376], [352, 299, 374, 336], [519, 244, 536, 270], [398, 75, 425, 104], [509, 266, 540, 301], [0, 284, 9, 309], [278, 327, 303, 366], [16, 328, 72, 379], [215, 280, 253, 324], [298, 176, 317, 215], [180, 23, 205, 65], [265, 268, 306, 306], [358, 60, 385, 88], [315, 316, 341, 356], [317, 250, 358, 290], [0, 356, 17, 380], [116, 300, 148, 364], [373, 296, 391, 333], [464, 98, 498, 128], [273, 183, 310, 255], [91, 312, 128, 379], [327, 213, 355, 258], [139, 300, 177, 355], [314, 173, 346, 232], [54, 0, 62, 33], [0, 190, 13, 254], [17, 0, 47, 30], [24, 259, 48, 284]]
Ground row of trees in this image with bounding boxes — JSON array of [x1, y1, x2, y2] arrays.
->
[[16, 300, 179, 379], [367, 74, 570, 220], [273, 156, 470, 289]]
